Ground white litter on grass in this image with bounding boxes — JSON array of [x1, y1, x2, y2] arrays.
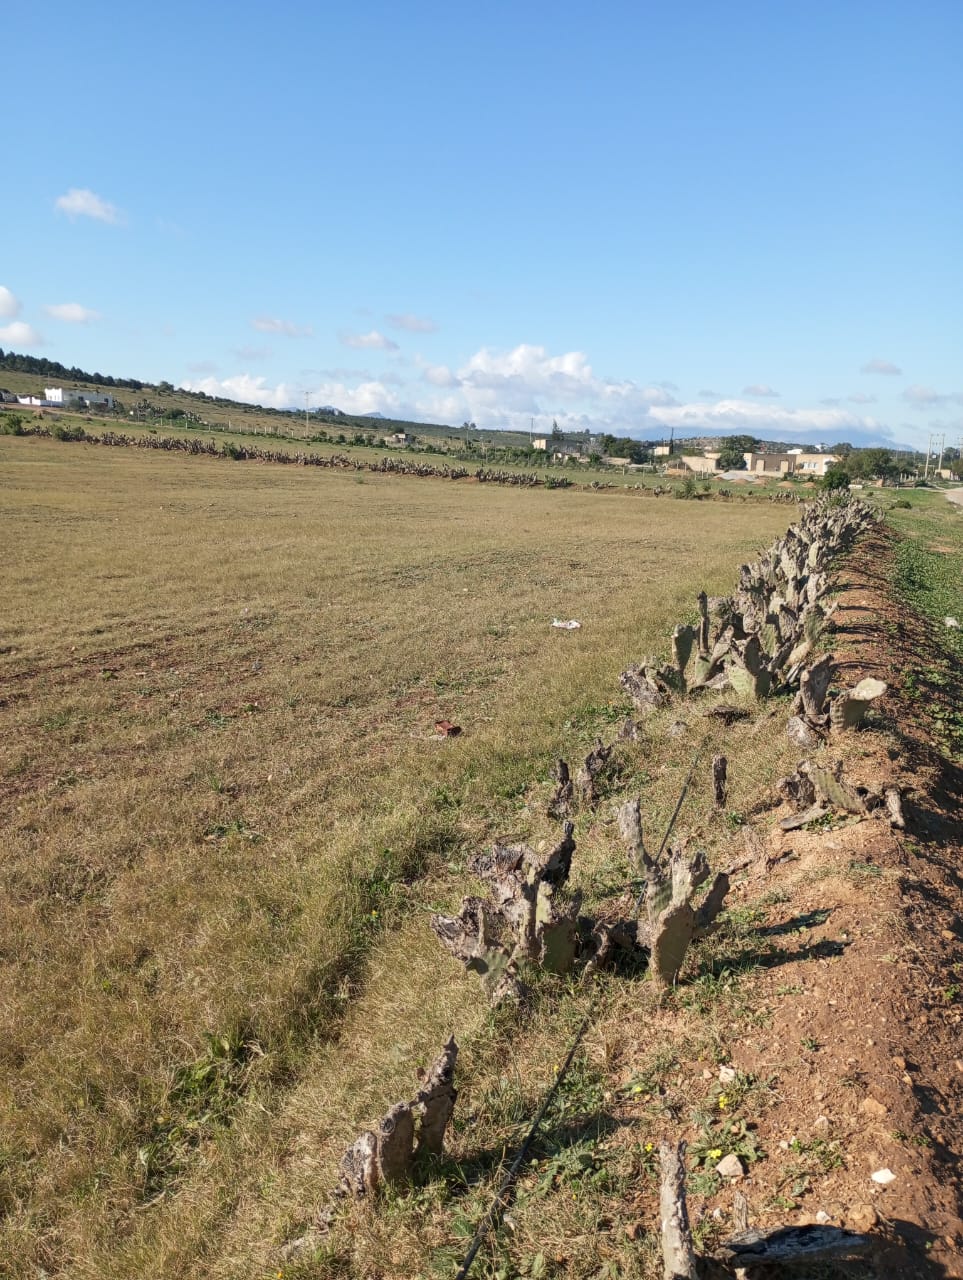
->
[[871, 1167, 896, 1186], [551, 618, 582, 630], [945, 616, 960, 629]]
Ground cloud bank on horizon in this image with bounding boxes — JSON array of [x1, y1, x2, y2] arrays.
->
[[180, 340, 919, 447], [3, 271, 955, 448]]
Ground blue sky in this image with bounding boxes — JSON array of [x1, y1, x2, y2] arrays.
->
[[2, 1, 961, 447]]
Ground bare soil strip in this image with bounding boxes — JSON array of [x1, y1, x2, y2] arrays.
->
[[708, 524, 963, 1276]]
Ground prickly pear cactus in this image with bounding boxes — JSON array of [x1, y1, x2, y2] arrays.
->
[[801, 762, 867, 814], [671, 624, 696, 687], [829, 678, 887, 731]]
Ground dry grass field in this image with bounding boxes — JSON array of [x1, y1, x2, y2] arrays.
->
[[0, 435, 801, 1278]]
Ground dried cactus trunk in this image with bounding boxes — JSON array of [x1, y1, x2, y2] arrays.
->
[[617, 796, 656, 886], [431, 825, 581, 1000], [429, 898, 522, 1003], [885, 787, 906, 829], [659, 1142, 698, 1280], [697, 591, 710, 655], [671, 624, 696, 689], [799, 655, 834, 723], [339, 1039, 458, 1197], [576, 739, 613, 806], [412, 1036, 459, 1157], [639, 845, 730, 989], [547, 758, 573, 817], [712, 755, 728, 808], [620, 663, 667, 713]]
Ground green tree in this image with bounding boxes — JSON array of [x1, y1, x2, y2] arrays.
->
[[723, 434, 759, 454], [843, 448, 897, 482], [0, 412, 25, 435], [716, 445, 747, 470], [821, 466, 850, 491]]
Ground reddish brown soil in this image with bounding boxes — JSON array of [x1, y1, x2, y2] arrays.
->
[[703, 525, 963, 1275]]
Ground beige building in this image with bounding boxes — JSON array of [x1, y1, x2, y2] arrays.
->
[[743, 451, 839, 477]]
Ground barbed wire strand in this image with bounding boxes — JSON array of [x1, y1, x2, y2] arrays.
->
[[453, 734, 711, 1279]]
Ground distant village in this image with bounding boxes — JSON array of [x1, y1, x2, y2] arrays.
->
[[530, 434, 840, 478]]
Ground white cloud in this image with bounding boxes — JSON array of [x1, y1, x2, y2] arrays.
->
[[55, 187, 123, 224], [423, 363, 458, 388], [698, 388, 723, 400], [847, 392, 876, 404], [252, 316, 313, 337], [861, 358, 902, 376], [452, 345, 677, 416], [339, 329, 400, 351], [742, 383, 779, 397], [0, 321, 44, 347], [0, 286, 20, 319], [901, 385, 963, 409], [180, 373, 297, 409], [386, 312, 437, 333], [45, 302, 101, 323]]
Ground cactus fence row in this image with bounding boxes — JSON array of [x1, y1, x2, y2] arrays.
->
[[328, 494, 891, 1199]]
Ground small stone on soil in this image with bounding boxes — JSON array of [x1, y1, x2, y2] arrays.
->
[[847, 1205, 878, 1232], [715, 1154, 746, 1179], [859, 1097, 887, 1117]]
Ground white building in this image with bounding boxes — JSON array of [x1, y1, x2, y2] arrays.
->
[[44, 387, 115, 410]]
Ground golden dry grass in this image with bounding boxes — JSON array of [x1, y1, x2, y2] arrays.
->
[[0, 435, 795, 1278]]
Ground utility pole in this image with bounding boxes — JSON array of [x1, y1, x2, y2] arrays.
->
[[936, 432, 946, 478], [924, 431, 933, 481], [304, 391, 309, 434]]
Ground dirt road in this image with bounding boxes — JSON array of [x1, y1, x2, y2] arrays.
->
[[945, 487, 963, 506]]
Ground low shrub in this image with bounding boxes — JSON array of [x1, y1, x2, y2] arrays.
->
[[51, 423, 87, 442]]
